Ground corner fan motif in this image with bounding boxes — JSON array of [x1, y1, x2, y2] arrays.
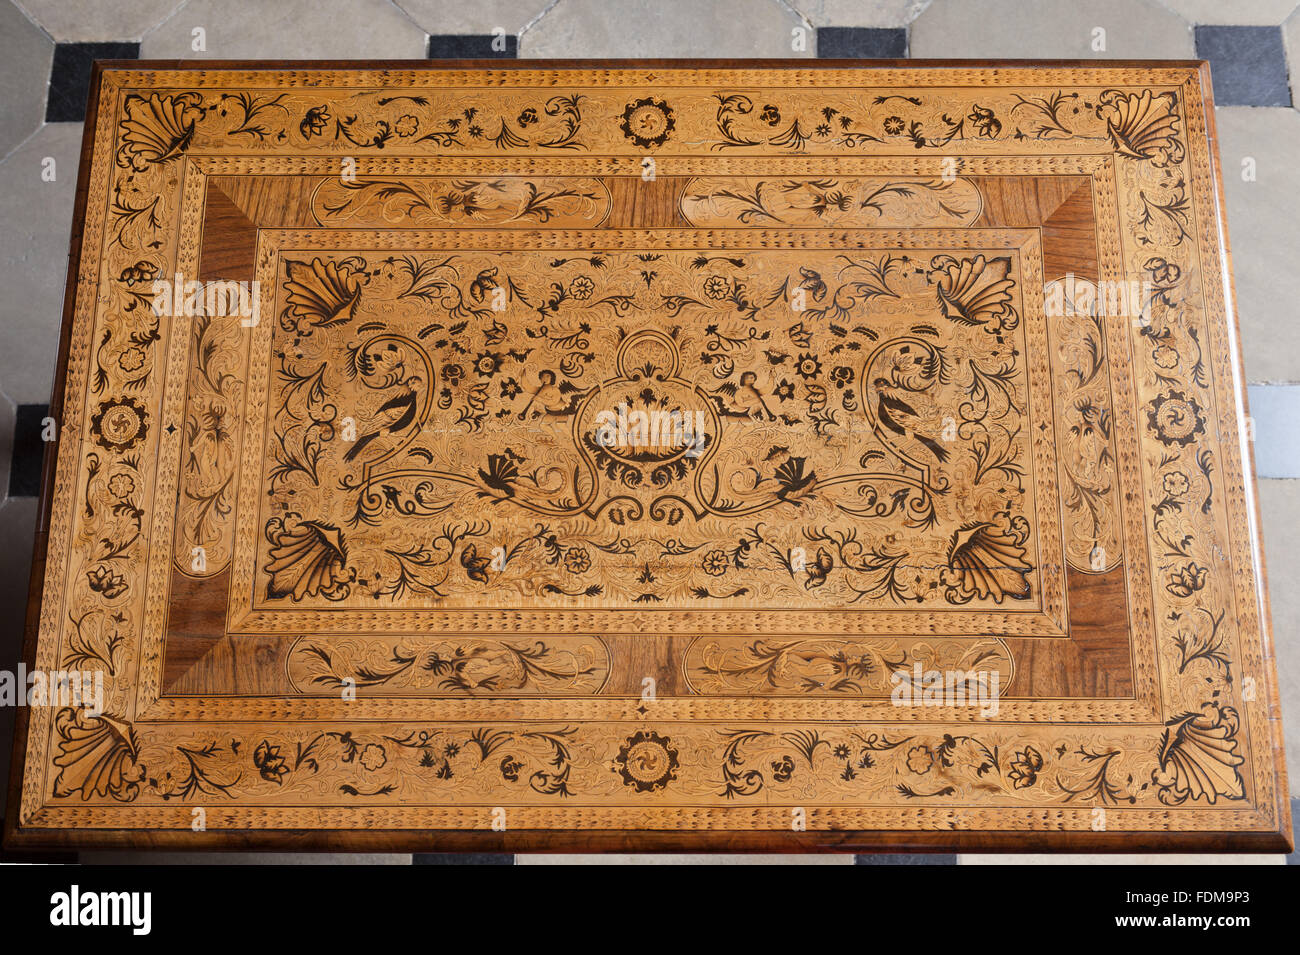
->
[[259, 247, 1038, 609]]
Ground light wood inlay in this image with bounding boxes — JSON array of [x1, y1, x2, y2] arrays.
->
[[4, 62, 1289, 854]]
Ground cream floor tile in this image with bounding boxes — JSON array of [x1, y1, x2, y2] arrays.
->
[[395, 0, 557, 36], [141, 0, 427, 59], [520, 0, 814, 58], [1158, 0, 1299, 25], [14, 0, 183, 40], [910, 0, 1194, 58], [0, 123, 82, 405], [1248, 386, 1300, 477], [789, 0, 930, 27], [1215, 106, 1300, 383], [1258, 478, 1299, 796], [0, 1, 54, 158]]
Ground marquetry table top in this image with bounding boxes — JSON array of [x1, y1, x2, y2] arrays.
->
[[5, 60, 1289, 852]]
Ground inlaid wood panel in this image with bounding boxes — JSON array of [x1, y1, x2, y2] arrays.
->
[[4, 61, 1289, 853]]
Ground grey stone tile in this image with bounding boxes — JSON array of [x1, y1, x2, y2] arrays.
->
[[1158, 0, 1299, 25], [1258, 479, 1300, 797], [80, 851, 413, 864], [1290, 799, 1298, 862], [960, 852, 1285, 863], [1196, 25, 1291, 107], [141, 0, 427, 59], [794, 0, 932, 27], [396, 0, 556, 36], [515, 853, 853, 863], [0, 1, 54, 159], [856, 853, 955, 864], [1248, 386, 1300, 477], [520, 0, 813, 58], [14, 0, 185, 41], [0, 122, 81, 405], [910, 0, 1194, 58], [817, 26, 908, 57], [1216, 107, 1300, 384]]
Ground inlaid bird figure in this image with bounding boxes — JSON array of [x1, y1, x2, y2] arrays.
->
[[871, 378, 949, 465], [773, 454, 817, 505], [344, 341, 422, 465], [344, 390, 417, 463], [477, 452, 520, 500]]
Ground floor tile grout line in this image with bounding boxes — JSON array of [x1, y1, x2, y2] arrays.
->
[[1148, 0, 1197, 28], [139, 0, 193, 46], [8, 0, 55, 45], [386, 0, 432, 41], [520, 0, 563, 40], [0, 122, 46, 167], [773, 0, 812, 31], [1285, 7, 1300, 109], [779, 0, 936, 30], [139, 0, 193, 48], [1142, 0, 1197, 35], [5, 0, 56, 146]]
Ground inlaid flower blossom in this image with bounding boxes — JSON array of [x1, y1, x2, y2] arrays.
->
[[702, 549, 728, 576], [907, 745, 934, 775]]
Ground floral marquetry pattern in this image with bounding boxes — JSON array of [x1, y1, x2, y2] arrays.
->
[[311, 176, 611, 228], [9, 65, 1286, 851], [242, 238, 1058, 619]]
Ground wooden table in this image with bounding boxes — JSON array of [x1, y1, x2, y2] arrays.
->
[[5, 60, 1290, 853]]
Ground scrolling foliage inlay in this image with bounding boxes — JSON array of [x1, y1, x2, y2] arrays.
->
[[255, 242, 1044, 612]]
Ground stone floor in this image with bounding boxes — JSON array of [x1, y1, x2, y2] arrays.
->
[[1, 0, 1298, 865]]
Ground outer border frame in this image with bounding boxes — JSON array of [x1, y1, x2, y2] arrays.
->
[[3, 58, 1289, 853]]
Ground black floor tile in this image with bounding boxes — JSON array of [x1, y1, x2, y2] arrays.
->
[[1195, 25, 1291, 107], [413, 852, 514, 864], [427, 34, 518, 59], [46, 42, 140, 123], [855, 853, 956, 865], [817, 27, 907, 59], [8, 404, 48, 498]]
